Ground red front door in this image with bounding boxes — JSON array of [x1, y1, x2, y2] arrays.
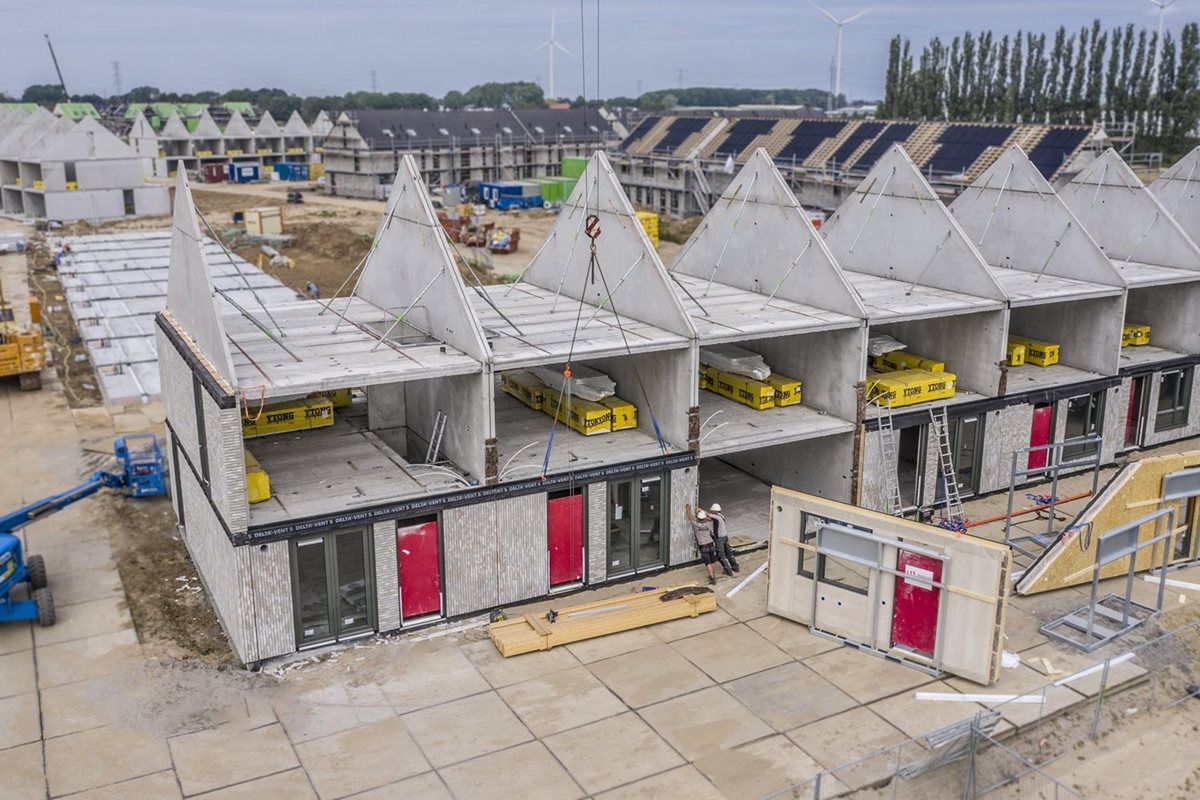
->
[[397, 521, 441, 620], [1028, 405, 1053, 469], [891, 551, 943, 656], [548, 494, 584, 586]]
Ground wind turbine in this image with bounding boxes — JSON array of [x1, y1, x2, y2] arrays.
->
[[807, 2, 870, 111], [532, 11, 573, 101], [1149, 0, 1176, 94]]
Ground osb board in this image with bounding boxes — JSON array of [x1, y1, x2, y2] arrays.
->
[[766, 487, 1011, 685], [1018, 449, 1200, 595]]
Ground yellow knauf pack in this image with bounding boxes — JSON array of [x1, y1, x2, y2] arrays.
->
[[868, 369, 956, 408], [242, 397, 334, 438], [766, 373, 802, 407], [600, 396, 638, 431], [308, 388, 354, 408], [699, 364, 718, 391], [501, 370, 548, 411], [544, 393, 612, 435], [1006, 341, 1026, 367], [872, 350, 945, 373], [1122, 323, 1151, 346], [1008, 336, 1059, 367], [244, 449, 271, 504], [716, 371, 775, 410]]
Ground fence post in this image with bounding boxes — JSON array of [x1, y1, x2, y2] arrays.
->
[[812, 772, 822, 800], [962, 712, 979, 800], [1090, 658, 1112, 741]]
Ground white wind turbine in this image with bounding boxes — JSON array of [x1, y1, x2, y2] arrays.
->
[[807, 1, 870, 111], [1149, 0, 1176, 94], [533, 11, 573, 101]]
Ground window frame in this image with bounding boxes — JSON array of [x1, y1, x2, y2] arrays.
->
[[1155, 367, 1193, 432], [1061, 390, 1105, 460], [797, 512, 872, 596]]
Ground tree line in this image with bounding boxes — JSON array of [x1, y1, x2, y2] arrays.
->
[[881, 21, 1200, 154]]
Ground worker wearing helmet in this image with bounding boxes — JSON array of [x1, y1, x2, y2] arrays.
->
[[709, 503, 739, 576], [686, 503, 718, 585]]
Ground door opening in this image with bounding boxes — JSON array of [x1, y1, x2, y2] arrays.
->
[[397, 517, 441, 621], [606, 474, 667, 577], [891, 550, 943, 657], [548, 489, 584, 588], [292, 528, 375, 648]]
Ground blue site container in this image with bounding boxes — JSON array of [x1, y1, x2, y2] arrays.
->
[[230, 163, 260, 183], [275, 163, 310, 181], [479, 181, 543, 210]]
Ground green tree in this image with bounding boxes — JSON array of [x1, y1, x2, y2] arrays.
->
[[442, 90, 467, 109], [1069, 25, 1088, 121], [21, 84, 66, 105], [884, 35, 903, 117]]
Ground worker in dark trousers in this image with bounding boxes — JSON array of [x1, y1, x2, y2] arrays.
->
[[709, 503, 739, 576], [686, 503, 718, 585]]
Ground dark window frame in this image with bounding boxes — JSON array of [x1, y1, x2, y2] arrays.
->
[[1156, 367, 1193, 432]]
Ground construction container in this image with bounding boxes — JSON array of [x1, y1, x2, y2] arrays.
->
[[867, 369, 957, 408], [599, 396, 638, 431], [242, 397, 334, 438], [871, 350, 945, 373], [561, 157, 588, 179], [244, 449, 271, 504], [544, 392, 612, 436], [501, 370, 548, 411], [766, 373, 802, 407], [230, 163, 260, 183], [714, 371, 776, 411], [533, 178, 563, 204], [274, 163, 310, 181], [1008, 336, 1059, 367], [479, 181, 544, 211], [1006, 341, 1026, 367], [308, 388, 354, 408], [245, 207, 283, 237], [201, 163, 226, 183], [636, 211, 660, 248], [1122, 323, 1151, 347]]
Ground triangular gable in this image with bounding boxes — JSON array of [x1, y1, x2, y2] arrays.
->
[[311, 110, 333, 137], [523, 150, 695, 339], [1062, 148, 1200, 271], [165, 171, 237, 386], [38, 117, 135, 161], [191, 110, 222, 140], [821, 145, 1007, 301], [13, 116, 75, 160], [671, 148, 865, 319], [127, 110, 157, 141], [324, 113, 367, 150], [283, 110, 311, 137], [222, 110, 253, 138], [0, 107, 57, 158], [159, 112, 191, 139], [950, 146, 1124, 286], [1150, 146, 1200, 247], [254, 111, 283, 137], [352, 154, 490, 362]]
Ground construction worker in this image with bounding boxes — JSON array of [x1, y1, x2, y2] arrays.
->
[[305, 281, 320, 300], [686, 503, 718, 585], [709, 503, 739, 576]]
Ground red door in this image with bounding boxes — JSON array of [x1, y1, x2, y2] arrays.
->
[[397, 521, 441, 620], [891, 551, 943, 656], [548, 494, 583, 586], [1027, 405, 1053, 469]]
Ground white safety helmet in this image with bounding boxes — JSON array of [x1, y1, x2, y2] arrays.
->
[[709, 503, 722, 513], [696, 509, 708, 520]]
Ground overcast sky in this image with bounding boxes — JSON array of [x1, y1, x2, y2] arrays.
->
[[2, 1, 1194, 102]]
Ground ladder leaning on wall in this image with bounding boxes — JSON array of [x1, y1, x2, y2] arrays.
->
[[876, 402, 905, 516], [929, 406, 966, 527]]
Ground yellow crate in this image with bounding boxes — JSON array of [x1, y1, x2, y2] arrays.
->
[[257, 148, 273, 154], [1006, 341, 1026, 367], [1008, 336, 1059, 367], [195, 149, 213, 156], [226, 148, 244, 155], [872, 350, 945, 373], [244, 449, 271, 504], [636, 210, 660, 248], [600, 396, 638, 431], [766, 373, 802, 407], [286, 146, 305, 154], [242, 397, 334, 438], [714, 371, 775, 410], [308, 388, 354, 408], [66, 181, 77, 191], [501, 370, 548, 411], [32, 180, 44, 189], [544, 393, 611, 436], [1122, 323, 1151, 347], [868, 369, 957, 408]]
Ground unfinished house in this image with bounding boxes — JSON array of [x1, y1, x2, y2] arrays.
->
[[0, 108, 63, 216], [128, 110, 165, 178], [948, 146, 1127, 492], [190, 110, 224, 163], [669, 148, 867, 543], [158, 112, 194, 174], [1151, 145, 1200, 245], [282, 111, 313, 159], [767, 488, 1011, 684], [1062, 149, 1200, 453], [253, 111, 285, 165], [820, 145, 1010, 515], [221, 110, 254, 159]]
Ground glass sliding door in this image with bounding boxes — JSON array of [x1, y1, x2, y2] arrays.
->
[[294, 537, 331, 645], [291, 528, 375, 648], [607, 474, 668, 578], [951, 415, 984, 498], [334, 530, 371, 636], [638, 476, 665, 570], [608, 480, 634, 575]]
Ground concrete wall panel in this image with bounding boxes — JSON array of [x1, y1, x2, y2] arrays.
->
[[250, 540, 294, 660], [587, 483, 607, 583], [669, 466, 698, 565], [442, 502, 500, 616], [373, 520, 400, 631], [497, 494, 549, 605]]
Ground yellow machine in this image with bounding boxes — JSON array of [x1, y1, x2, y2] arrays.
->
[[0, 293, 45, 391]]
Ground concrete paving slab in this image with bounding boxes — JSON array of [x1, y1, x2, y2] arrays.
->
[[0, 649, 35, 698], [725, 661, 857, 732], [183, 769, 314, 800], [716, 569, 771, 623], [44, 724, 172, 797], [0, 742, 45, 800], [944, 663, 1085, 729], [785, 706, 908, 792], [869, 683, 986, 739], [1001, 603, 1052, 653], [440, 741, 585, 800], [168, 723, 298, 796], [1020, 641, 1149, 698], [376, 641, 491, 714], [40, 673, 139, 738], [42, 565, 125, 607], [402, 691, 532, 768], [544, 712, 685, 795], [20, 516, 111, 548], [295, 715, 430, 798], [273, 682, 394, 744], [669, 624, 791, 683], [0, 691, 41, 750], [639, 686, 775, 762], [0, 620, 32, 655], [649, 605, 740, 642], [36, 628, 144, 689], [746, 614, 842, 661], [564, 627, 663, 664], [587, 643, 714, 708], [498, 665, 627, 737], [349, 771, 451, 799], [32, 596, 132, 647], [802, 645, 936, 704], [63, 770, 183, 800], [593, 765, 724, 800], [462, 638, 581, 689], [32, 538, 117, 577], [697, 734, 841, 800]]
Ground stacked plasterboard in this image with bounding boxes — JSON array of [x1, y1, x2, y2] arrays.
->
[[50, 231, 299, 404]]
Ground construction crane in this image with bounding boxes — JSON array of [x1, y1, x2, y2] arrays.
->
[[44, 34, 70, 103]]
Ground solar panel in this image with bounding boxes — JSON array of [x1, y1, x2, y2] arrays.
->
[[828, 121, 886, 168], [652, 117, 709, 154], [850, 123, 917, 170], [712, 119, 777, 158], [775, 120, 846, 165], [620, 115, 661, 151], [925, 124, 1013, 176], [1027, 128, 1089, 178]]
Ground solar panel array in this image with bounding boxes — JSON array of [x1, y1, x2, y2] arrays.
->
[[926, 125, 1014, 176], [828, 121, 886, 167], [1027, 128, 1090, 178], [775, 121, 847, 164], [851, 123, 918, 171], [652, 117, 709, 154], [619, 115, 660, 151], [712, 119, 777, 158]]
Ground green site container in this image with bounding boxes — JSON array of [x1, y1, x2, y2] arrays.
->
[[533, 178, 563, 203], [561, 157, 588, 179], [554, 176, 578, 201]]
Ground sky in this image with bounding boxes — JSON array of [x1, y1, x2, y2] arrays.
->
[[1, 0, 1194, 103]]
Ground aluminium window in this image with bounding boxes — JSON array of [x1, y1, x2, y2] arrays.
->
[[797, 513, 871, 597], [1061, 391, 1104, 460], [1156, 367, 1193, 432]]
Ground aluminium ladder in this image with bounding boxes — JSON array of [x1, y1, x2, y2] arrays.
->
[[929, 406, 965, 525], [876, 403, 904, 516], [425, 411, 447, 464]]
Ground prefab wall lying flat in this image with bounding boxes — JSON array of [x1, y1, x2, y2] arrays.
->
[[768, 488, 1011, 684]]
